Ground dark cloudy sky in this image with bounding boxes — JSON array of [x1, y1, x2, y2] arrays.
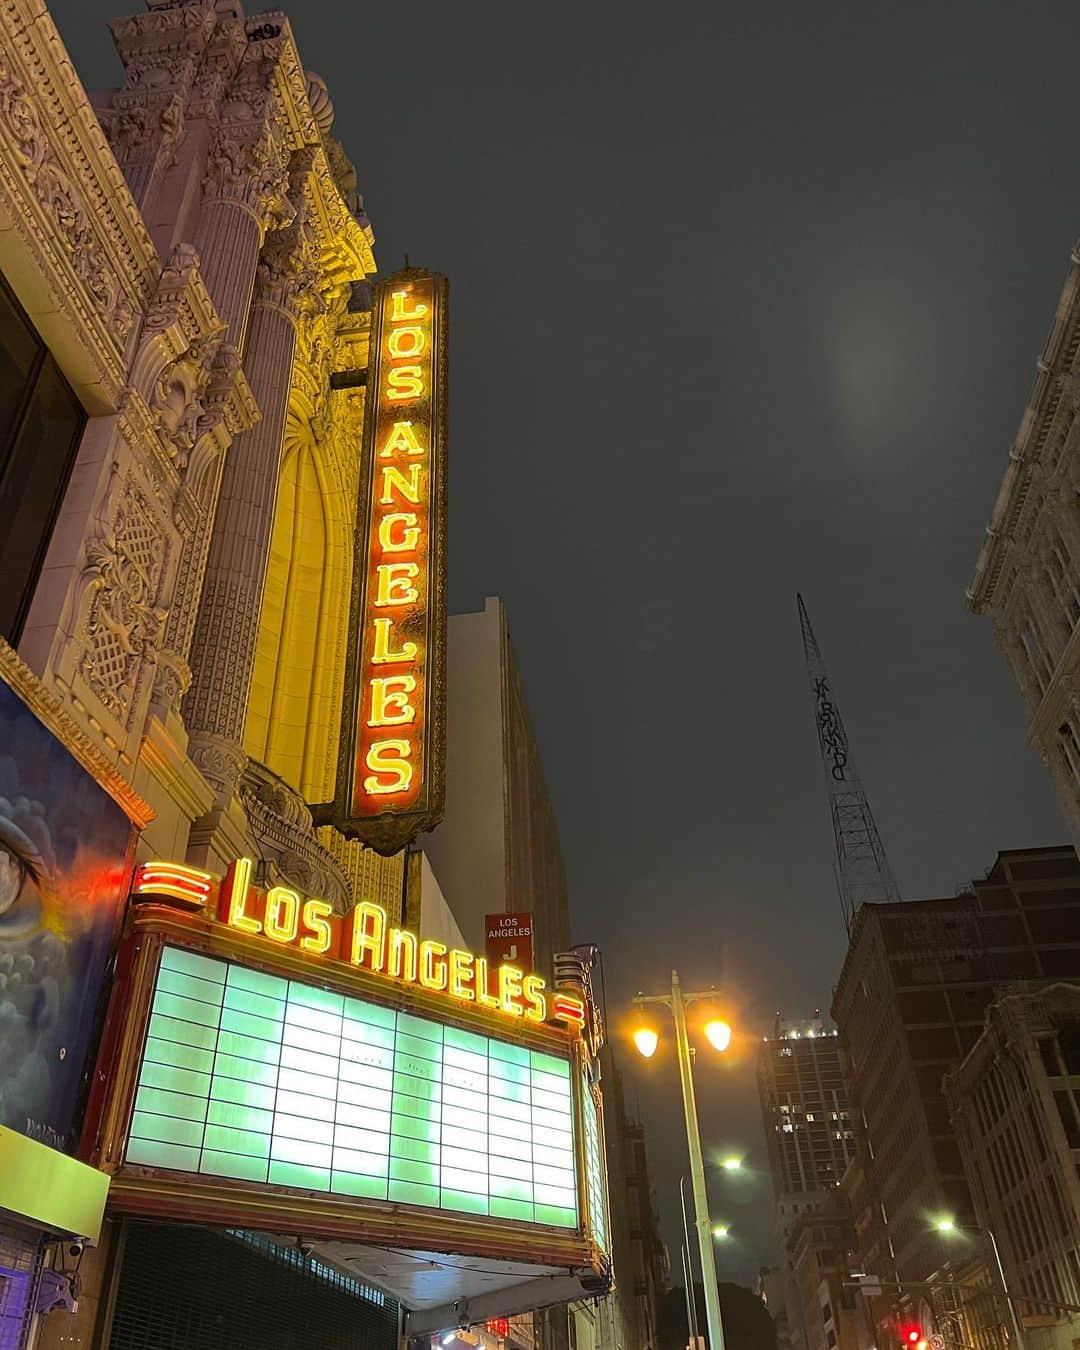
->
[[53, 0, 1080, 1285]]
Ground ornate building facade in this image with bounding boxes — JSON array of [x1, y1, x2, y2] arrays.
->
[[969, 246, 1080, 842], [0, 6, 629, 1349], [0, 0, 400, 1344], [3, 0, 404, 912], [945, 984, 1080, 1350]]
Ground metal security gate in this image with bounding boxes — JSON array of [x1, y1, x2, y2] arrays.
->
[[0, 1219, 43, 1350], [108, 1223, 399, 1350]]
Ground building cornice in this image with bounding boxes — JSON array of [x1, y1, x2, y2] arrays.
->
[[248, 12, 375, 279], [0, 0, 160, 411]]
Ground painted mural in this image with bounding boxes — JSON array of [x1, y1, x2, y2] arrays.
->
[[0, 675, 132, 1150]]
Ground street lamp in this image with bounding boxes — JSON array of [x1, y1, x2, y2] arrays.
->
[[704, 1019, 732, 1052], [633, 1026, 659, 1059], [934, 1217, 1025, 1350], [719, 1156, 742, 1173], [712, 1223, 731, 1240], [633, 972, 730, 1350]]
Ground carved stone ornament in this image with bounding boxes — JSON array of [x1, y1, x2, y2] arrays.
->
[[0, 45, 138, 349], [81, 481, 170, 721], [189, 730, 248, 800], [150, 648, 193, 719], [150, 327, 225, 465], [203, 119, 294, 233], [239, 758, 351, 910], [254, 159, 324, 317]]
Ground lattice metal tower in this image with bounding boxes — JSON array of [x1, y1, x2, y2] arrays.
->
[[797, 594, 900, 933]]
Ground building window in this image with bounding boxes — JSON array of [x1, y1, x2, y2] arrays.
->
[[1039, 1036, 1062, 1079], [1048, 534, 1080, 628], [0, 274, 85, 642], [1019, 614, 1052, 695], [1060, 721, 1080, 783], [1058, 1023, 1080, 1075], [1055, 1091, 1080, 1149]]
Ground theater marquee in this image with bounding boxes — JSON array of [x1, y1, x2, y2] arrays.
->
[[81, 863, 610, 1330], [320, 268, 449, 855]]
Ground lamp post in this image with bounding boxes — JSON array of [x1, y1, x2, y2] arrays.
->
[[934, 1218, 1025, 1350], [681, 1177, 702, 1350], [634, 971, 731, 1350]]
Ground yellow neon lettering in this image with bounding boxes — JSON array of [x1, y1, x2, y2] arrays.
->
[[349, 901, 387, 970], [369, 675, 417, 727], [419, 940, 448, 991], [300, 898, 333, 955], [363, 739, 413, 795], [522, 974, 548, 1023], [375, 562, 420, 606], [391, 289, 428, 322], [224, 856, 260, 935], [377, 512, 421, 554], [379, 464, 424, 505], [264, 885, 300, 944], [473, 957, 500, 1011], [388, 927, 418, 981], [386, 366, 424, 401], [449, 949, 475, 1002], [387, 325, 426, 359], [372, 617, 418, 665], [380, 422, 426, 459], [498, 965, 525, 1017]]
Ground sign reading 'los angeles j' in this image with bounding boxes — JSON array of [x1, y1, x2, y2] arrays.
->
[[321, 268, 448, 854]]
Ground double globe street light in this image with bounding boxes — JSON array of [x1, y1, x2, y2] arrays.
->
[[633, 972, 733, 1350]]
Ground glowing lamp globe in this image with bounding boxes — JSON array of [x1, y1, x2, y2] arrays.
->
[[704, 1019, 732, 1052], [633, 1027, 659, 1058]]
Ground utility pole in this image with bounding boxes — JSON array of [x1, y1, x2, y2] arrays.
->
[[681, 1177, 701, 1349], [797, 593, 900, 933], [635, 974, 726, 1350]]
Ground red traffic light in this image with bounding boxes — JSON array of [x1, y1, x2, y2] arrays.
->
[[902, 1327, 923, 1346]]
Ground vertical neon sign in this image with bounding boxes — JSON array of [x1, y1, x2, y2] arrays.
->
[[323, 269, 448, 855]]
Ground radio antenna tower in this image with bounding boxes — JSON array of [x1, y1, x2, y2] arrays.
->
[[797, 594, 900, 934]]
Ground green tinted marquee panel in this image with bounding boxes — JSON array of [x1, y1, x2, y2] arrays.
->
[[124, 946, 579, 1228]]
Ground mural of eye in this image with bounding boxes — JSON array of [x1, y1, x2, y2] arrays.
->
[[0, 813, 45, 924]]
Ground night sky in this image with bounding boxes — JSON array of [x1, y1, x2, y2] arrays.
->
[[52, 0, 1080, 1286]]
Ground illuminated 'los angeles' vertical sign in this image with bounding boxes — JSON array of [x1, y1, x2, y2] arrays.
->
[[326, 269, 448, 855]]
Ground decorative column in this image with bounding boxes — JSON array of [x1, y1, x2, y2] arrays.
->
[[193, 120, 294, 351], [185, 174, 321, 806]]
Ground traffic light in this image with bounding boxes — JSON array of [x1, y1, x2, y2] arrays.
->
[[901, 1325, 926, 1350]]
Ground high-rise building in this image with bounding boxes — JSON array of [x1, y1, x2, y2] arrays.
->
[[833, 846, 1080, 1286], [968, 245, 1080, 848], [758, 1015, 857, 1350], [787, 1200, 860, 1350], [945, 983, 1080, 1350], [758, 1014, 857, 1244], [421, 595, 570, 979]]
